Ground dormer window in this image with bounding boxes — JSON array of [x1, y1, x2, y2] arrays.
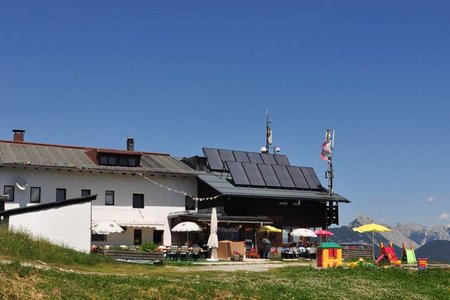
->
[[98, 154, 140, 167]]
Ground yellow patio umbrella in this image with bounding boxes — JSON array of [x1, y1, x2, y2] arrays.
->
[[256, 225, 282, 248], [353, 223, 391, 260], [257, 225, 282, 233]]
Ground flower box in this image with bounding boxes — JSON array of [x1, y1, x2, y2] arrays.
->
[[231, 253, 244, 261]]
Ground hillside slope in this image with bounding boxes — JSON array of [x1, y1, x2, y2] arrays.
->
[[415, 240, 450, 264]]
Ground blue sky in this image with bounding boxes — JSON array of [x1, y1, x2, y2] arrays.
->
[[1, 1, 449, 227]]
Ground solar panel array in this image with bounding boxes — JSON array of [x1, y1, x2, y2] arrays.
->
[[203, 148, 290, 171], [203, 148, 323, 191]]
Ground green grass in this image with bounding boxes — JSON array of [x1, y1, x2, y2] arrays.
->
[[1, 262, 449, 299], [0, 225, 113, 267], [0, 227, 449, 299]]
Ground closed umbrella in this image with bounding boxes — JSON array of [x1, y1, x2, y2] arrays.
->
[[207, 208, 219, 261], [353, 223, 391, 260], [92, 221, 123, 235], [172, 221, 202, 245]]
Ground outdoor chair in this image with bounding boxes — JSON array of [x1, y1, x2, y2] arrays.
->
[[293, 247, 299, 259], [168, 246, 179, 261], [308, 247, 317, 259], [179, 245, 189, 261], [190, 245, 201, 261], [287, 247, 298, 259]]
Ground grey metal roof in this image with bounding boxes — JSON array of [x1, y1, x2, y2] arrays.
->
[[0, 195, 97, 217], [0, 141, 195, 175], [168, 210, 273, 224], [198, 171, 349, 202]]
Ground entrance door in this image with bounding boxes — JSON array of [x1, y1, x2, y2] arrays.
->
[[134, 229, 142, 245], [153, 230, 163, 245]]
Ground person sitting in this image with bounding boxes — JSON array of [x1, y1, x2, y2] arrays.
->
[[262, 238, 272, 259]]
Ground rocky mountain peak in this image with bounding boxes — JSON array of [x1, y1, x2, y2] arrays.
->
[[348, 215, 375, 228]]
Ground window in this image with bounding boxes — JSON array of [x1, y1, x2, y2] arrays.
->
[[56, 188, 66, 202], [81, 189, 91, 197], [134, 229, 142, 245], [105, 190, 114, 205], [185, 196, 195, 210], [97, 154, 140, 167], [279, 201, 289, 206], [30, 187, 41, 203], [132, 193, 144, 208], [3, 185, 14, 202], [91, 233, 107, 242], [328, 248, 337, 258]]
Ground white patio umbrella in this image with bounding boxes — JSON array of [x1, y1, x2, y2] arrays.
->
[[207, 208, 219, 261], [92, 221, 124, 235], [290, 228, 317, 238], [171, 221, 202, 245], [291, 228, 317, 249]]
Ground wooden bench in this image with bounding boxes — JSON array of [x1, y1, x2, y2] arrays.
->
[[101, 249, 165, 261]]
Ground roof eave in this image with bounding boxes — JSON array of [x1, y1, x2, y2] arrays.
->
[[0, 163, 197, 177]]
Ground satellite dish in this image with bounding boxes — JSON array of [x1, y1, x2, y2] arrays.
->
[[260, 146, 268, 153], [16, 177, 28, 191]]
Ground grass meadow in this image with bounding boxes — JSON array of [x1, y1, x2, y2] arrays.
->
[[0, 227, 449, 299]]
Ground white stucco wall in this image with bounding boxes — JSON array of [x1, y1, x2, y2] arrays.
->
[[9, 201, 92, 252], [1, 167, 197, 246]]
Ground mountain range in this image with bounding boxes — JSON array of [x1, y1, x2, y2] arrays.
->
[[327, 215, 450, 263]]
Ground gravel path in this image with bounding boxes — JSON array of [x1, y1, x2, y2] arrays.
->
[[171, 260, 314, 272]]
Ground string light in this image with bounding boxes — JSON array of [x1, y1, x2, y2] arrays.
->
[[138, 173, 220, 201]]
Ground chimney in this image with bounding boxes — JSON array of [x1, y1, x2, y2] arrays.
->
[[12, 129, 25, 142], [127, 138, 134, 151]]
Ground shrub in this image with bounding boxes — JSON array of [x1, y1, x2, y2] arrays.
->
[[140, 241, 158, 252]]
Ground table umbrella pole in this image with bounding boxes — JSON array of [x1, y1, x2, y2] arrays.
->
[[372, 231, 375, 261]]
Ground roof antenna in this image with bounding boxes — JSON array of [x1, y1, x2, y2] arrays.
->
[[260, 110, 280, 154]]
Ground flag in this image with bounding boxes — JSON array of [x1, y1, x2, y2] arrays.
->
[[320, 140, 332, 161]]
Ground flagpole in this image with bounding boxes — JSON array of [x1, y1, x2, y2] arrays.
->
[[328, 155, 333, 196], [323, 129, 334, 196]]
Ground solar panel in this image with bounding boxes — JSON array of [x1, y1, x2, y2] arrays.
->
[[301, 167, 322, 190], [272, 165, 295, 188], [203, 148, 224, 171], [242, 162, 266, 187], [218, 149, 235, 162], [274, 154, 290, 166], [258, 164, 281, 187], [227, 161, 250, 186], [247, 152, 264, 164], [233, 151, 250, 162], [261, 153, 277, 164], [286, 166, 310, 189]]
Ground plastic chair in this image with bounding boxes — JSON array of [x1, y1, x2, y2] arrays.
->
[[293, 247, 299, 259], [308, 247, 317, 259], [179, 246, 189, 261], [191, 245, 201, 261], [168, 246, 179, 261]]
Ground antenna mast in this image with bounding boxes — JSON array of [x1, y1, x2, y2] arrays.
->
[[265, 109, 272, 152], [321, 129, 335, 196], [261, 110, 280, 154]]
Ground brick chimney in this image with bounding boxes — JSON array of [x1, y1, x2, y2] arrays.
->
[[12, 129, 25, 142], [127, 138, 134, 151]]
